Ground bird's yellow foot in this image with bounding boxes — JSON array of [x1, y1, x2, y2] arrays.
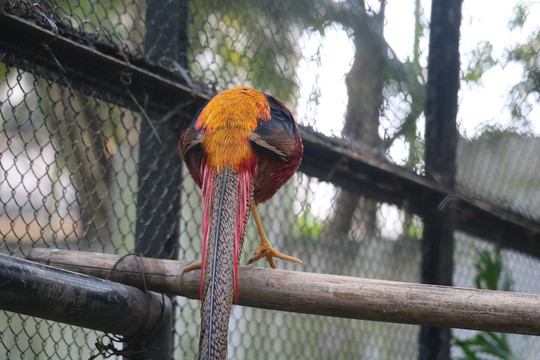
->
[[246, 241, 302, 269], [182, 261, 202, 272], [247, 202, 302, 269]]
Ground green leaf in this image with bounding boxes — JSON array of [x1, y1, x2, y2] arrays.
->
[[452, 247, 517, 360], [508, 2, 529, 30], [463, 41, 497, 84], [295, 211, 324, 239]]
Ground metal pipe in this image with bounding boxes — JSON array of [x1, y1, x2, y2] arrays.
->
[[0, 253, 165, 337]]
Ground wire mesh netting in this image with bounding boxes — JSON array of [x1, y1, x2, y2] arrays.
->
[[1, 0, 539, 359], [0, 69, 141, 358]]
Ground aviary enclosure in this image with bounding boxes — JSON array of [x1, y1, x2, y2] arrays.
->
[[1, 0, 539, 359]]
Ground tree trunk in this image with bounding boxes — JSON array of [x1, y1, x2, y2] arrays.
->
[[327, 7, 386, 239], [51, 86, 113, 250]]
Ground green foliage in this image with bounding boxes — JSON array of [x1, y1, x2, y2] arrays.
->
[[506, 30, 540, 122], [508, 2, 529, 30], [456, 1, 539, 131], [189, 0, 331, 103], [404, 214, 423, 239], [452, 247, 516, 360], [295, 211, 324, 240], [473, 247, 513, 291], [507, 31, 540, 76], [383, 0, 428, 172], [503, 0, 540, 125], [463, 42, 497, 84], [453, 332, 519, 360]]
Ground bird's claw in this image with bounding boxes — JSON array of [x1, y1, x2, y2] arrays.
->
[[246, 244, 302, 269], [182, 261, 202, 273]]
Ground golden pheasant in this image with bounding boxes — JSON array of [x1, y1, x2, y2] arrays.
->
[[179, 86, 303, 360]]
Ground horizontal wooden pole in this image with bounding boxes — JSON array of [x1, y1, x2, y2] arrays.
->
[[27, 248, 540, 336], [0, 253, 170, 337]]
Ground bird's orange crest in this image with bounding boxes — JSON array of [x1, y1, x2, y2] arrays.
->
[[195, 86, 271, 173], [195, 86, 271, 132]]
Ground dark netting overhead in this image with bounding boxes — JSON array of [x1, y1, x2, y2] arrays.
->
[[7, 0, 146, 55], [1, 0, 539, 359]]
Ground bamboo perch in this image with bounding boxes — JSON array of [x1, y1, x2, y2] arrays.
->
[[27, 248, 540, 336]]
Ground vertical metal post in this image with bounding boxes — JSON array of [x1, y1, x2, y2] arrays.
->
[[134, 0, 188, 259], [128, 0, 190, 358], [420, 0, 462, 359]]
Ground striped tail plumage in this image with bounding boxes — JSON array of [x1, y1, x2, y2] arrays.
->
[[199, 166, 251, 360]]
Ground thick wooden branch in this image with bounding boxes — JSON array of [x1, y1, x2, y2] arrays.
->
[[2, 9, 539, 256], [27, 249, 540, 336]]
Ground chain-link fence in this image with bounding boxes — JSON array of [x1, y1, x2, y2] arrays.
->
[[1, 0, 539, 359]]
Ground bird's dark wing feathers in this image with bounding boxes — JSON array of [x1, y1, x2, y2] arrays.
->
[[179, 109, 205, 156], [251, 95, 298, 159]]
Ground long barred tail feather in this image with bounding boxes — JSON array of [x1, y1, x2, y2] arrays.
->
[[198, 165, 252, 360], [200, 164, 251, 302]]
